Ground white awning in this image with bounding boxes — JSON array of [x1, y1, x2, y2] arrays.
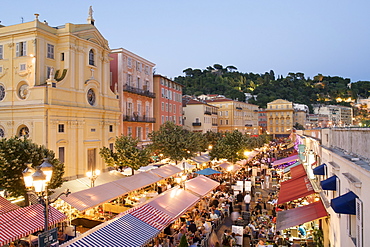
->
[[149, 164, 182, 178], [185, 176, 219, 196]]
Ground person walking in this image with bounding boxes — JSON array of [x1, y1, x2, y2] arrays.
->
[[236, 191, 244, 205], [244, 192, 251, 211]]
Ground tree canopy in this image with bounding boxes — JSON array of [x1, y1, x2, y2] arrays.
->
[[209, 131, 270, 162], [148, 121, 204, 163], [99, 135, 150, 175], [0, 137, 64, 197], [175, 65, 369, 113]]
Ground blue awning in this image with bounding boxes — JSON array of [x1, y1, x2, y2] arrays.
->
[[313, 163, 326, 175], [67, 214, 160, 247], [320, 175, 337, 191], [331, 191, 358, 215]]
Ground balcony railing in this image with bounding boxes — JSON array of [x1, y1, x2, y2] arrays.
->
[[212, 123, 218, 126], [204, 111, 212, 115], [122, 84, 156, 98], [212, 111, 218, 115], [236, 107, 243, 110], [192, 122, 202, 126], [123, 115, 156, 123]]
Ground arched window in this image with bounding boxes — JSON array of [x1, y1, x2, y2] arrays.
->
[[89, 49, 95, 66], [0, 126, 4, 138], [18, 126, 29, 138]]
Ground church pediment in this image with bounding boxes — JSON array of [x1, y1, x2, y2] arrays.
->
[[73, 27, 109, 50]]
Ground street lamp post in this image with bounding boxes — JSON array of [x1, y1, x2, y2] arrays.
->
[[86, 169, 100, 187], [22, 158, 70, 246]]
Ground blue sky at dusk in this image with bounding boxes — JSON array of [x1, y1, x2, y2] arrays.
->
[[1, 1, 370, 82]]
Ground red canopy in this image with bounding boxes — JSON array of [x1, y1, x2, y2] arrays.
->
[[290, 164, 307, 179], [277, 175, 315, 204], [276, 201, 327, 231], [0, 196, 20, 215], [0, 204, 67, 246]]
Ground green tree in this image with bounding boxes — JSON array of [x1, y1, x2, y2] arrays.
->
[[209, 130, 248, 163], [148, 122, 201, 164], [99, 135, 150, 175], [203, 131, 223, 148], [294, 122, 305, 130], [0, 137, 64, 198]]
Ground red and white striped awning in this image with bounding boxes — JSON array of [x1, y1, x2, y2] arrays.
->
[[0, 203, 67, 246], [0, 196, 20, 215], [130, 204, 173, 230]]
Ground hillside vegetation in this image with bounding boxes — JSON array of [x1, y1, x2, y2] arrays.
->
[[174, 64, 370, 112]]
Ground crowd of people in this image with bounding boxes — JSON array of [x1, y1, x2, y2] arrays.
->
[[149, 139, 306, 247]]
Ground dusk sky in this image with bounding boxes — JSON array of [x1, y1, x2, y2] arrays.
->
[[1, 1, 370, 82]]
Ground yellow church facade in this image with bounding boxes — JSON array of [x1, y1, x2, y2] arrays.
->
[[0, 13, 120, 179]]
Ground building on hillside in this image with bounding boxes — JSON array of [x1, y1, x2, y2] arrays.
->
[[356, 97, 370, 110], [313, 104, 353, 127], [307, 114, 330, 129], [266, 99, 294, 138], [293, 103, 309, 129], [182, 96, 218, 133], [0, 11, 120, 179], [299, 127, 370, 247], [109, 48, 155, 147], [258, 108, 267, 134], [153, 75, 183, 131], [204, 95, 259, 134], [244, 103, 259, 135]]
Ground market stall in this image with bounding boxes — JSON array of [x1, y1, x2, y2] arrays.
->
[[184, 175, 220, 197], [272, 154, 299, 166], [149, 164, 182, 179], [0, 203, 67, 246], [277, 174, 315, 205], [276, 201, 327, 231], [50, 171, 126, 200], [0, 195, 20, 214], [61, 185, 203, 247]]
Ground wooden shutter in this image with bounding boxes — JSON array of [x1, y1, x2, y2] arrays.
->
[[22, 41, 26, 56], [16, 42, 19, 57], [356, 198, 363, 247]]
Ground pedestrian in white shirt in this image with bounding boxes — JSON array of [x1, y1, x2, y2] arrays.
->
[[244, 192, 251, 211]]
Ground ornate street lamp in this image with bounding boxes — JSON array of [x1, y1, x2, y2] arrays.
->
[[22, 159, 70, 239], [86, 169, 100, 187]]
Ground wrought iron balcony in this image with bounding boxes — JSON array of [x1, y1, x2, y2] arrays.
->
[[123, 115, 156, 123], [204, 110, 212, 115], [236, 107, 243, 110], [122, 84, 156, 98], [192, 122, 202, 126]]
